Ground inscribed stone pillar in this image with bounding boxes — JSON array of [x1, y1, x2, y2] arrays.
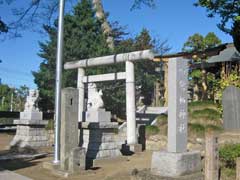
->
[[167, 58, 188, 153], [126, 60, 137, 145], [77, 68, 85, 122], [60, 88, 79, 171]]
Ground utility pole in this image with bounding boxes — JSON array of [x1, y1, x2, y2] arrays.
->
[[53, 0, 65, 164]]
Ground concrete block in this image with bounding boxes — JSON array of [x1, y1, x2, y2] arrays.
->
[[20, 111, 43, 120], [151, 151, 201, 177]]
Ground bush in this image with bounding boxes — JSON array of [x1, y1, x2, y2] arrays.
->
[[219, 143, 240, 168], [145, 125, 159, 136]]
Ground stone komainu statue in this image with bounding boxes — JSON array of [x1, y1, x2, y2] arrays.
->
[[24, 89, 39, 112], [87, 83, 104, 110]]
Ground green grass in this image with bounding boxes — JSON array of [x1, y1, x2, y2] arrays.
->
[[145, 125, 160, 136], [205, 124, 223, 132], [188, 100, 216, 108], [189, 123, 205, 134], [190, 108, 220, 121]]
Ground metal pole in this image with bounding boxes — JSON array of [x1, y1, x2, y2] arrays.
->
[[53, 0, 65, 164], [10, 92, 13, 112]]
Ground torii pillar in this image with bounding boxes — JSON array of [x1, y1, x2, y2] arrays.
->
[[126, 60, 137, 145]]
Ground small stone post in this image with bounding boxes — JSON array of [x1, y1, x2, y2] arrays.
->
[[236, 158, 240, 180], [77, 68, 85, 122], [205, 131, 219, 180], [60, 88, 79, 171], [126, 60, 136, 145]]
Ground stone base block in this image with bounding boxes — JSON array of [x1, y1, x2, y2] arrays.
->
[[151, 151, 201, 177], [10, 125, 49, 148], [85, 109, 111, 123], [86, 149, 121, 159], [20, 111, 43, 120]]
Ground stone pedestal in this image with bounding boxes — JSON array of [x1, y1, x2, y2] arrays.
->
[[81, 122, 121, 160], [151, 151, 202, 177], [81, 109, 121, 162], [10, 112, 48, 148]]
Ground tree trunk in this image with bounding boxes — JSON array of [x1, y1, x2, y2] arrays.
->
[[92, 0, 114, 50]]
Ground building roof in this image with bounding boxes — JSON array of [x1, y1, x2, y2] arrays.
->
[[207, 45, 240, 63], [153, 43, 228, 62]]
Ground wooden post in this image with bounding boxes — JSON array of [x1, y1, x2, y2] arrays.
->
[[236, 158, 240, 180], [205, 131, 219, 180]]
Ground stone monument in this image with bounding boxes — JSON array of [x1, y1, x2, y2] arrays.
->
[[80, 83, 121, 164], [60, 88, 86, 172], [222, 86, 240, 130], [10, 89, 48, 148], [151, 58, 202, 179]]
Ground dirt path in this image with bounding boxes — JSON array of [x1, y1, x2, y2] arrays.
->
[[0, 133, 152, 180]]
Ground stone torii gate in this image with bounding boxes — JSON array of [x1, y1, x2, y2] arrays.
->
[[64, 50, 154, 145]]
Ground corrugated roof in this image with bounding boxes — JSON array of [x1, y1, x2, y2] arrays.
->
[[207, 46, 240, 63]]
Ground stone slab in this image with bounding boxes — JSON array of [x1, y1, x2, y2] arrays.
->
[[60, 88, 79, 171], [81, 122, 118, 129], [86, 149, 121, 159], [20, 111, 43, 120], [82, 142, 119, 150], [151, 151, 201, 177], [222, 86, 240, 130], [14, 119, 48, 126], [0, 169, 32, 180], [85, 109, 111, 123]]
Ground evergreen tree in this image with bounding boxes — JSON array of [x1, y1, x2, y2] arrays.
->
[[33, 0, 110, 111]]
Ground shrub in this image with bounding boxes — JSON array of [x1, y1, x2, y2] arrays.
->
[[145, 125, 159, 136], [219, 143, 240, 168]]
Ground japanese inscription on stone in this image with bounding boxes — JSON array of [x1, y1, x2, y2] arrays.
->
[[167, 58, 189, 153]]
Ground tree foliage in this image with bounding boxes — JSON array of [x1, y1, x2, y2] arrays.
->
[[183, 32, 222, 100], [0, 84, 29, 111], [182, 32, 221, 52], [33, 0, 110, 112], [195, 0, 240, 52]]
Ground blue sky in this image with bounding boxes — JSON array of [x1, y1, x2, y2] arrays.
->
[[0, 0, 232, 89]]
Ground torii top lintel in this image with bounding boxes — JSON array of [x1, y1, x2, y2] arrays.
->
[[64, 49, 154, 70]]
